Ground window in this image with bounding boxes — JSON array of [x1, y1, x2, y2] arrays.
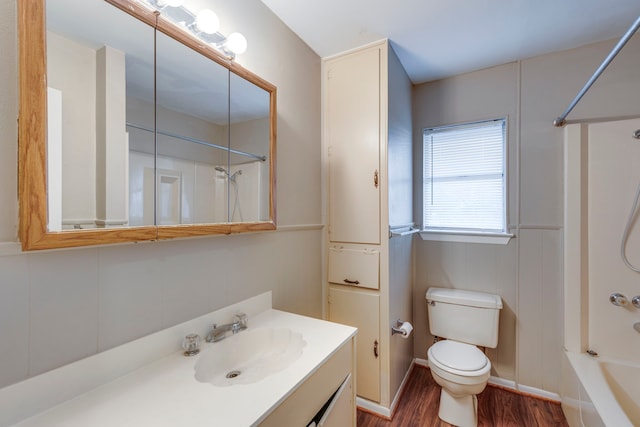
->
[[422, 119, 509, 242]]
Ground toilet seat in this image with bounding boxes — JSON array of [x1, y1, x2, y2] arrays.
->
[[428, 340, 491, 380], [430, 340, 488, 371]]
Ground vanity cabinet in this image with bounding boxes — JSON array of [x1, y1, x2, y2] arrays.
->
[[259, 335, 355, 427], [324, 40, 414, 413]]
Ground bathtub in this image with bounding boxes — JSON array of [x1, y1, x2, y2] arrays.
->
[[562, 351, 639, 427]]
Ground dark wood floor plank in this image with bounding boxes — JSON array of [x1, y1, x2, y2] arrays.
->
[[357, 365, 568, 427]]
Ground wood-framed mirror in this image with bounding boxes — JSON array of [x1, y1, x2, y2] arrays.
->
[[18, 0, 276, 251]]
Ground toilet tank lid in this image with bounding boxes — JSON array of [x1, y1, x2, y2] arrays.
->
[[426, 287, 503, 309]]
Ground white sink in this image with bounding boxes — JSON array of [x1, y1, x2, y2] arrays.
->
[[194, 327, 306, 386]]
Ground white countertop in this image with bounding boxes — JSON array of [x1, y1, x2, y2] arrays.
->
[[11, 309, 356, 427]]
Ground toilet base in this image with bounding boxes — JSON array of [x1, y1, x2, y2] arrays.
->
[[438, 388, 478, 427]]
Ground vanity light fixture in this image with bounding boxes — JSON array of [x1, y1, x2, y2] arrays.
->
[[141, 0, 247, 59]]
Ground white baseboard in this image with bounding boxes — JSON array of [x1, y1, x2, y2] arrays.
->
[[389, 360, 416, 415], [356, 359, 417, 419], [488, 376, 517, 390], [489, 376, 561, 402], [414, 357, 428, 367], [356, 397, 391, 419], [516, 384, 561, 402], [414, 357, 561, 402]]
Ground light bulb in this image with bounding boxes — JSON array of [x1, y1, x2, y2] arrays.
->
[[226, 32, 247, 55], [157, 0, 184, 6], [195, 9, 220, 34]]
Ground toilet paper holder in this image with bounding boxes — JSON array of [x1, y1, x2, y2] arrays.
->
[[391, 319, 412, 336]]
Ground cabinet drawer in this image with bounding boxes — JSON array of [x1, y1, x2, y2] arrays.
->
[[328, 246, 379, 289]]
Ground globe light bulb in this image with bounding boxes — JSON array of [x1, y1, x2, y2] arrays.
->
[[226, 32, 247, 55], [195, 9, 220, 34]]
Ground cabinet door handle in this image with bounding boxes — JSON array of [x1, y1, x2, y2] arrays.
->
[[374, 170, 379, 188], [343, 278, 360, 285], [374, 340, 378, 358]]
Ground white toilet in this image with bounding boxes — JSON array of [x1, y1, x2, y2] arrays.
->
[[426, 287, 502, 427]]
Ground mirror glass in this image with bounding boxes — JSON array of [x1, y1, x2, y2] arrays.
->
[[228, 70, 271, 223], [43, 0, 274, 233], [146, 31, 231, 226], [46, 0, 156, 230]]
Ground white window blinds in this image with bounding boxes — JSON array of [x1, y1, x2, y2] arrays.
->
[[423, 119, 506, 233]]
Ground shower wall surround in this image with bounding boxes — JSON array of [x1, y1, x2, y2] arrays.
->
[[0, 0, 321, 389]]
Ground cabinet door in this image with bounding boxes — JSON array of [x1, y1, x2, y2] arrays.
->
[[326, 47, 380, 244], [318, 374, 353, 427], [328, 286, 380, 402]]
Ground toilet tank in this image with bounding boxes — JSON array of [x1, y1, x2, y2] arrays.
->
[[426, 288, 503, 348]]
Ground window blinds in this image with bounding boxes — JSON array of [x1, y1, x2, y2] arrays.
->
[[423, 119, 506, 233]]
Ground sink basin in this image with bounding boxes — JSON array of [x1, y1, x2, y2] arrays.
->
[[194, 327, 306, 386]]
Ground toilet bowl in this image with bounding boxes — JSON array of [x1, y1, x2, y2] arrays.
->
[[425, 287, 502, 427], [427, 340, 491, 427]]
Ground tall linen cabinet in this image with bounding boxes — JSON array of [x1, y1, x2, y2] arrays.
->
[[323, 40, 414, 414]]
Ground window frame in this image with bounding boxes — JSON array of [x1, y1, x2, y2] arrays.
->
[[419, 118, 513, 245]]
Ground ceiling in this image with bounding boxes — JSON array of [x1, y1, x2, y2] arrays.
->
[[259, 0, 640, 84]]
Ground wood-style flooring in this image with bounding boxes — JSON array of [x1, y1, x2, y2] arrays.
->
[[357, 365, 569, 427]]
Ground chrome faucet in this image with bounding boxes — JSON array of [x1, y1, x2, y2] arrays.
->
[[205, 313, 248, 342]]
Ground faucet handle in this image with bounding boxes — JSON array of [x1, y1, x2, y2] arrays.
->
[[610, 292, 630, 307], [235, 312, 248, 329], [182, 333, 201, 356]]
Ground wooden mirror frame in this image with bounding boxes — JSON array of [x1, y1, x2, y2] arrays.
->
[[18, 0, 277, 251]]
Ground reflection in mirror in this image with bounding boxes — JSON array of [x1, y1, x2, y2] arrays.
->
[[229, 73, 271, 223], [153, 31, 272, 225], [135, 31, 232, 226], [46, 0, 155, 230]]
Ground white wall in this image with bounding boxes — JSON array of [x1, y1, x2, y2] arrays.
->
[[0, 0, 321, 389], [412, 36, 640, 394], [413, 62, 520, 384]]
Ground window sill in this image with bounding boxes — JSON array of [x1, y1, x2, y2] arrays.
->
[[419, 230, 514, 245]]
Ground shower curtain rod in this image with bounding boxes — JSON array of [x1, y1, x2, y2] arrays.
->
[[553, 15, 640, 127], [126, 122, 267, 162]]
